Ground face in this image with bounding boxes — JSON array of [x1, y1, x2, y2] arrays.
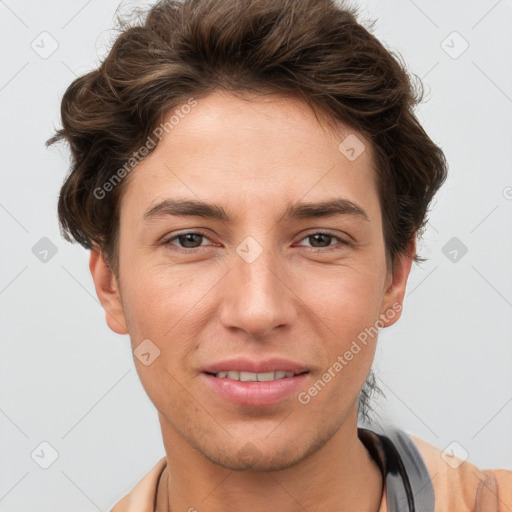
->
[[91, 90, 412, 472]]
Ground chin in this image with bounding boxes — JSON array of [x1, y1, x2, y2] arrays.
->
[[202, 445, 306, 472], [199, 426, 336, 473]]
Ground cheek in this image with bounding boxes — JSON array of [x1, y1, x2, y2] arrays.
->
[[302, 268, 385, 393], [121, 254, 191, 320], [118, 266, 203, 409], [306, 285, 380, 411], [119, 260, 215, 364], [309, 266, 386, 330]]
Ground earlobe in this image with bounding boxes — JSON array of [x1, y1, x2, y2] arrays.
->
[[89, 249, 129, 335], [379, 238, 415, 328]]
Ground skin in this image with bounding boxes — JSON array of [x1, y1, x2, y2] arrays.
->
[[90, 90, 414, 512]]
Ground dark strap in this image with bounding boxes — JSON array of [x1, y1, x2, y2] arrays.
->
[[358, 424, 435, 512]]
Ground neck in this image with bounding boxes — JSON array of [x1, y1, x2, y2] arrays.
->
[[155, 407, 383, 512]]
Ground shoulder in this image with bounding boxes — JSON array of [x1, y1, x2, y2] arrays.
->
[[110, 457, 167, 512], [408, 434, 512, 512]]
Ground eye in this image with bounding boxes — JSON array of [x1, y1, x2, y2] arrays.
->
[[296, 232, 349, 250], [162, 230, 350, 253], [163, 231, 212, 250]]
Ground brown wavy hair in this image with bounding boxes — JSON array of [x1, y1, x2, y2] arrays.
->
[[47, 0, 447, 421]]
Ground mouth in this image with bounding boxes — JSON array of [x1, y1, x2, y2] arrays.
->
[[206, 370, 308, 381], [201, 358, 310, 406]]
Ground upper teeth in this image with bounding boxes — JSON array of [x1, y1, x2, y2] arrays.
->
[[214, 370, 295, 381]]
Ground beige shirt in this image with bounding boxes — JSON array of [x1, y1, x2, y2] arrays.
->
[[110, 434, 512, 512]]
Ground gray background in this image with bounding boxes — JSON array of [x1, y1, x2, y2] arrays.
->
[[1, 0, 511, 510]]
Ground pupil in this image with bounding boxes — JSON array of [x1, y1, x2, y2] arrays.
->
[[180, 233, 202, 248], [310, 234, 331, 247]]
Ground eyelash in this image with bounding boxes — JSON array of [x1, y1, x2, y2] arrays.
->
[[162, 230, 351, 253]]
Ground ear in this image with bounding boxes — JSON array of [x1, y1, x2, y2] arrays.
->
[[89, 249, 129, 335], [379, 238, 416, 328]]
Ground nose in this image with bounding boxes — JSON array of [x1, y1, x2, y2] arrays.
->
[[218, 244, 297, 339]]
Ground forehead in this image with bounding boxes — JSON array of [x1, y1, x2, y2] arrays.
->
[[120, 90, 379, 219]]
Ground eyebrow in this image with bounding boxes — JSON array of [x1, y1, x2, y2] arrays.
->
[[143, 198, 370, 223]]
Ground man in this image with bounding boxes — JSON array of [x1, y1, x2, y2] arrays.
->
[[47, 0, 512, 510]]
